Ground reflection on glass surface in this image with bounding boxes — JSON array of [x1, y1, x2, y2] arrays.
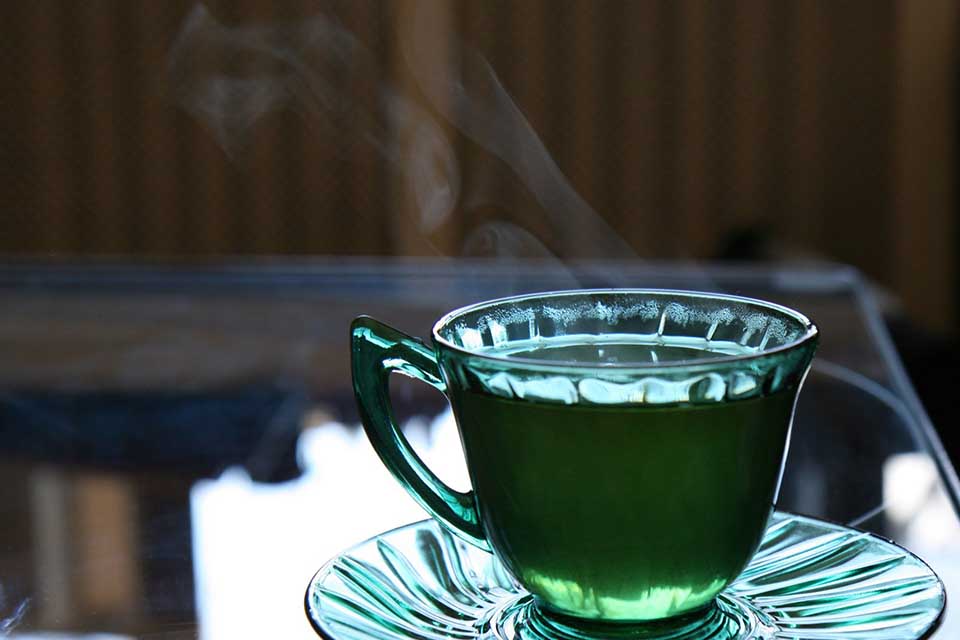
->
[[2, 462, 196, 636]]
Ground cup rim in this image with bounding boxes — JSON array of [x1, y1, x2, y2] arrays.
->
[[432, 288, 819, 371]]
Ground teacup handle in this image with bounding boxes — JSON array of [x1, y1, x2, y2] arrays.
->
[[350, 316, 490, 551]]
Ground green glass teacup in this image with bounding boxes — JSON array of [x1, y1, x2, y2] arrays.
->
[[351, 290, 818, 625]]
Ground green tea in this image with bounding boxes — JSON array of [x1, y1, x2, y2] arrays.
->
[[448, 340, 796, 621]]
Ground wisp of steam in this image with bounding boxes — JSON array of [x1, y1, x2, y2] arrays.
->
[[167, 3, 641, 277]]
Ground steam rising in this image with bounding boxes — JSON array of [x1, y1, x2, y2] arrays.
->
[[398, 3, 634, 259], [168, 7, 358, 158], [167, 3, 636, 263]]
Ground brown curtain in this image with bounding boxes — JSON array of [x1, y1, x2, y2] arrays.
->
[[1, 1, 956, 327]]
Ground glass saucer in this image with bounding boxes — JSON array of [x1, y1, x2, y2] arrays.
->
[[305, 511, 945, 640]]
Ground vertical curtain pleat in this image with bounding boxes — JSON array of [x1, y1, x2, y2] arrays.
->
[[26, 1, 72, 252], [81, 1, 124, 252], [2, 0, 949, 328], [611, 1, 663, 257], [675, 0, 712, 257], [786, 1, 828, 249], [728, 0, 772, 230]]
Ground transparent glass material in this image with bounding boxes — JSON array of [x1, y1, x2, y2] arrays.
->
[[4, 260, 957, 640], [351, 290, 819, 625], [306, 512, 945, 640]]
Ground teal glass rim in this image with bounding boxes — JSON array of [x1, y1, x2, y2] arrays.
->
[[431, 288, 819, 372]]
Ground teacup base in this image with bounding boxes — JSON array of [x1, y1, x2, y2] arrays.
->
[[480, 594, 778, 640]]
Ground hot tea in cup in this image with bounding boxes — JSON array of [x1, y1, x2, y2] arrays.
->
[[351, 290, 817, 625]]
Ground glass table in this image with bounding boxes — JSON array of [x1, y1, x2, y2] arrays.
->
[[0, 259, 957, 639]]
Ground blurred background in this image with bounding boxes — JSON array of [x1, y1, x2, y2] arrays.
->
[[2, 2, 960, 638], [2, 0, 957, 330]]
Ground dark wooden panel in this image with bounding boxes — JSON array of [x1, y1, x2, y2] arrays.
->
[[0, 1, 953, 327]]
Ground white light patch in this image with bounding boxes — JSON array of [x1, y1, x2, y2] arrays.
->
[[191, 411, 467, 640], [489, 321, 509, 347], [459, 327, 484, 351], [883, 453, 960, 550], [881, 452, 960, 637]]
